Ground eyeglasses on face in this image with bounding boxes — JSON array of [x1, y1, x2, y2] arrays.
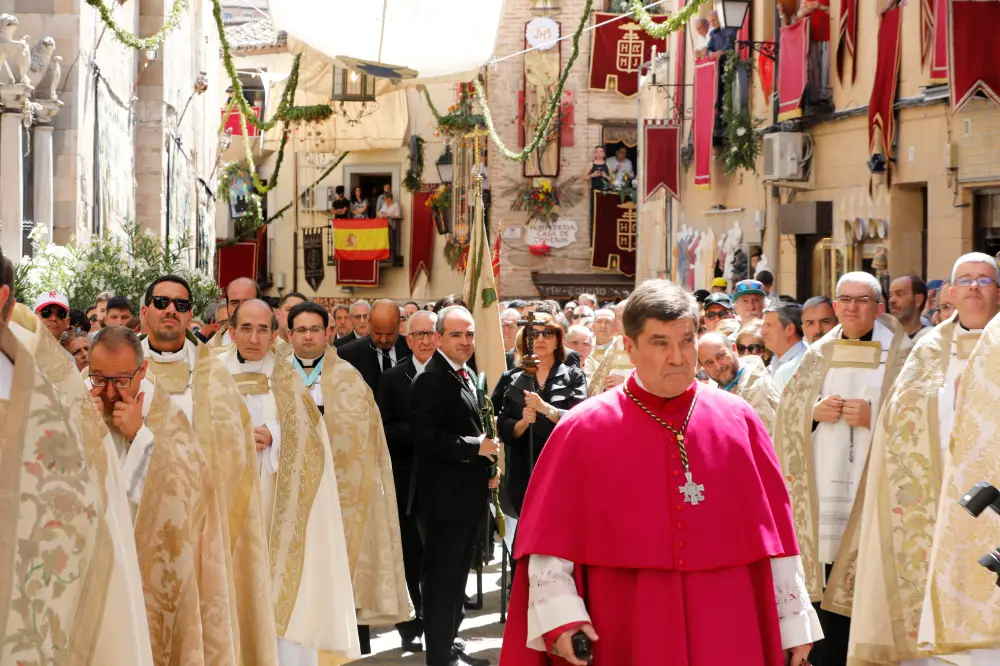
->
[[88, 314, 98, 322], [292, 326, 325, 336], [408, 331, 434, 341], [351, 313, 370, 321], [91, 365, 142, 389], [237, 324, 274, 339], [737, 343, 765, 355], [501, 322, 517, 331], [836, 295, 876, 307], [529, 328, 558, 340], [40, 306, 68, 320], [704, 310, 729, 320], [955, 277, 996, 288], [148, 295, 193, 313]]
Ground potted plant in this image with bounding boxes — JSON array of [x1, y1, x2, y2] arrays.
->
[[426, 184, 452, 235]]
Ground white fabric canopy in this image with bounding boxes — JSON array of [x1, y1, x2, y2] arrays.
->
[[269, 0, 507, 84]]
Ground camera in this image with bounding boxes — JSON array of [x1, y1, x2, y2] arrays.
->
[[960, 481, 1000, 588]]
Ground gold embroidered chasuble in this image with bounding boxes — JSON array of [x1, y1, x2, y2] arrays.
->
[[141, 338, 279, 666], [588, 336, 634, 397], [7, 305, 155, 666], [915, 312, 1000, 657], [318, 346, 410, 626], [137, 384, 237, 666], [0, 326, 155, 666], [773, 315, 911, 614], [728, 354, 780, 438], [219, 348, 361, 658], [849, 315, 985, 665], [208, 324, 233, 353]]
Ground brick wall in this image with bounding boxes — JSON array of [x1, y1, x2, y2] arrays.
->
[[488, 0, 638, 299]]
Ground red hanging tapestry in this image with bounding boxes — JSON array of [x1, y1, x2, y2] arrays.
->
[[777, 19, 809, 121], [590, 191, 637, 277], [836, 0, 858, 84], [643, 120, 681, 202], [693, 58, 718, 190], [868, 6, 903, 162], [920, 0, 934, 67], [216, 233, 261, 292], [929, 0, 948, 83], [949, 0, 1000, 113], [336, 259, 379, 287], [410, 190, 435, 293], [589, 12, 668, 98]]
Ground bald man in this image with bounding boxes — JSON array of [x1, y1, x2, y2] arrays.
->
[[209, 276, 260, 350], [337, 299, 412, 396]]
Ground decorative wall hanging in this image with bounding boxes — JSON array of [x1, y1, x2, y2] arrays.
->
[[523, 19, 562, 177], [929, 0, 948, 83], [778, 19, 810, 120], [302, 227, 325, 291], [590, 191, 636, 277], [693, 58, 718, 189], [869, 6, 903, 169], [836, 0, 858, 84], [588, 12, 668, 98], [948, 0, 1000, 113], [643, 120, 680, 201], [410, 188, 436, 293]]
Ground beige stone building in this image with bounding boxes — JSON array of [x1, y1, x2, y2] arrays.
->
[[636, 0, 1000, 299], [0, 0, 222, 271]]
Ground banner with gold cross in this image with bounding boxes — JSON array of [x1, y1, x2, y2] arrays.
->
[[590, 190, 636, 277], [588, 12, 669, 98]]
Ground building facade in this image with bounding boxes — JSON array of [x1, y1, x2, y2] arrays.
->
[[636, 0, 1000, 298]]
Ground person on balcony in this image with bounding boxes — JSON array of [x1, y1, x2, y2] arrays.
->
[[378, 191, 403, 260], [606, 145, 634, 188], [584, 145, 611, 191], [785, 0, 831, 106], [332, 185, 350, 218], [350, 185, 369, 218]]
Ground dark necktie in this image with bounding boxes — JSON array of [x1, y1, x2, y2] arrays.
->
[[381, 350, 392, 372], [457, 368, 469, 381]]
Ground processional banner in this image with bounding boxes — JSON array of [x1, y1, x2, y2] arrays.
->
[[588, 12, 668, 98], [693, 58, 718, 190], [643, 120, 680, 202], [590, 190, 636, 277], [869, 6, 903, 162], [777, 19, 809, 121], [836, 0, 858, 84], [949, 0, 1000, 113]]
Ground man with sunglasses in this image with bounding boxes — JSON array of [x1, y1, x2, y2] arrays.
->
[[697, 331, 780, 437], [33, 290, 71, 339], [849, 253, 1000, 666], [775, 272, 913, 666], [139, 274, 280, 665], [702, 292, 735, 333], [284, 300, 410, 656], [221, 298, 372, 663], [86, 325, 237, 662], [732, 279, 768, 325]]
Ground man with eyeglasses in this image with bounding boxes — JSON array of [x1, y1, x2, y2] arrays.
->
[[335, 300, 369, 348], [208, 276, 260, 351], [138, 274, 279, 665], [775, 271, 913, 666], [220, 298, 364, 662], [500, 307, 520, 355], [33, 290, 71, 339], [848, 255, 1000, 666], [286, 301, 410, 655], [376, 310, 439, 653], [86, 325, 237, 662], [338, 299, 411, 397], [732, 279, 768, 326], [571, 304, 594, 323], [697, 331, 780, 437], [702, 293, 735, 333], [933, 279, 955, 324]]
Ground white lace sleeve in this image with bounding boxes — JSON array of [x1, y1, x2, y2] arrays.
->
[[772, 555, 824, 650], [526, 555, 591, 651]]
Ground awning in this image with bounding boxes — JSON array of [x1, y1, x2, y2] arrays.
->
[[530, 273, 635, 300], [270, 0, 507, 85]]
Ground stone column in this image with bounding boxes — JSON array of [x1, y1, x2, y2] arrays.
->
[[33, 124, 54, 241], [0, 110, 23, 260]]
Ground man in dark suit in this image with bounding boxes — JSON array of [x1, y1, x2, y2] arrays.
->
[[410, 306, 499, 666], [331, 303, 357, 347], [334, 300, 370, 348], [377, 309, 439, 653], [338, 299, 410, 395]]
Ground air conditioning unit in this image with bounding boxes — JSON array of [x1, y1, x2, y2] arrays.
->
[[762, 132, 807, 181]]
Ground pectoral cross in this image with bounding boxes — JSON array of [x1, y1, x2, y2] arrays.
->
[[679, 470, 705, 506]]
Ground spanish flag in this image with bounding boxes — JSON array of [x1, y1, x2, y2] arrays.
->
[[332, 218, 390, 261]]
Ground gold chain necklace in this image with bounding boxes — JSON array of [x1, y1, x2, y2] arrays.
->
[[623, 384, 705, 506]]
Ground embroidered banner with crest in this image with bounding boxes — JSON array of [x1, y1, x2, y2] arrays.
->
[[302, 227, 325, 291], [590, 190, 636, 277], [588, 12, 668, 98], [949, 0, 1000, 113], [643, 120, 680, 202]]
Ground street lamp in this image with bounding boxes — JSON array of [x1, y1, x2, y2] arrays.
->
[[719, 0, 750, 29], [436, 143, 454, 184]]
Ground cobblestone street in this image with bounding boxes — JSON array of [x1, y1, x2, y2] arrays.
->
[[359, 543, 508, 665]]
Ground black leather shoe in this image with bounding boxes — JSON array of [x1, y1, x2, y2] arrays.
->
[[463, 594, 482, 611], [401, 634, 423, 652], [453, 648, 490, 666], [453, 638, 467, 652]]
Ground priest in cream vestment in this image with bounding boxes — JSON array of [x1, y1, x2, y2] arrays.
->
[[696, 332, 780, 437], [774, 272, 912, 665], [850, 253, 1000, 666], [138, 275, 278, 666], [283, 301, 410, 630], [222, 299, 360, 664], [588, 335, 635, 397], [86, 326, 238, 666], [0, 296, 153, 664]]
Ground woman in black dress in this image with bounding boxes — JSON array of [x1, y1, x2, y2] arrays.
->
[[584, 144, 611, 191], [497, 313, 588, 515]]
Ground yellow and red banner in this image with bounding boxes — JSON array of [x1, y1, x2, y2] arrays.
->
[[332, 218, 390, 261]]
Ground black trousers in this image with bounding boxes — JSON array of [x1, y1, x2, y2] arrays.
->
[[810, 564, 851, 666], [395, 470, 424, 637], [417, 516, 482, 666]]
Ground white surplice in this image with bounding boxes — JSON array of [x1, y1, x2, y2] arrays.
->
[[141, 337, 198, 419]]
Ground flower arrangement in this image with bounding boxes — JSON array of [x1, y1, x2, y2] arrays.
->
[[424, 87, 486, 139], [721, 52, 763, 177], [514, 178, 561, 226], [617, 175, 637, 204], [426, 184, 452, 234]]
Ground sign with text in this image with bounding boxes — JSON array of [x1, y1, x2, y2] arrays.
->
[[526, 17, 559, 50], [525, 219, 578, 248]]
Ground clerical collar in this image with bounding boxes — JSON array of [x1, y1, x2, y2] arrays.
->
[[295, 354, 322, 368], [841, 327, 874, 342], [629, 373, 697, 410], [148, 340, 186, 356], [596, 339, 614, 351]]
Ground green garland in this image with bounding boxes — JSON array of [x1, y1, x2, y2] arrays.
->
[[629, 0, 709, 39], [403, 136, 425, 192], [720, 52, 761, 176], [473, 0, 592, 161], [85, 0, 187, 51], [424, 88, 487, 139]]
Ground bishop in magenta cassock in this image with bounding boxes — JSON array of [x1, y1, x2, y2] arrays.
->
[[500, 279, 822, 666]]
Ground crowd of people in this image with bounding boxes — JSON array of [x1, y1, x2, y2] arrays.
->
[[5, 239, 1000, 666]]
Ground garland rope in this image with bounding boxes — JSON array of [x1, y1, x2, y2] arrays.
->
[[629, 0, 709, 39], [84, 0, 187, 51], [473, 0, 592, 161]]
